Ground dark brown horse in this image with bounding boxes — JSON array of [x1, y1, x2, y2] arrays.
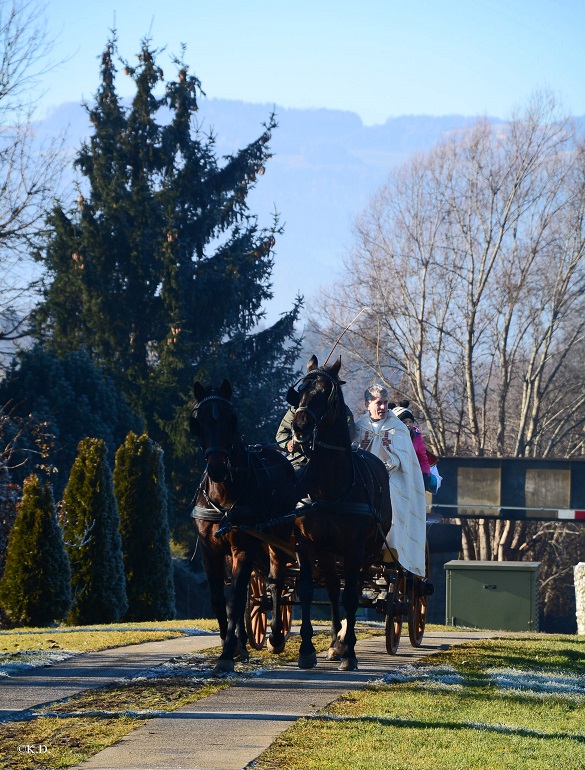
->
[[289, 355, 392, 670], [189, 379, 298, 673]]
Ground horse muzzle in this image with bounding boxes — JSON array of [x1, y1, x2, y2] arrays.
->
[[205, 447, 231, 482]]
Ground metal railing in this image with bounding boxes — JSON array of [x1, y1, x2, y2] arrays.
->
[[428, 502, 585, 521]]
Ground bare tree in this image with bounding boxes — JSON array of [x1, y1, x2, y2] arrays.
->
[[0, 0, 65, 351], [313, 93, 585, 611]]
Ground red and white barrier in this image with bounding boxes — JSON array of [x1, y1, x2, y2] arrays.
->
[[558, 510, 585, 520]]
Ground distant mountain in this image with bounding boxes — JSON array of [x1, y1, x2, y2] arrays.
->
[[38, 99, 502, 323]]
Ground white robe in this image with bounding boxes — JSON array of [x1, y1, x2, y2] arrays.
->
[[355, 412, 427, 576]]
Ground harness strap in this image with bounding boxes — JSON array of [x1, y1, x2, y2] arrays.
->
[[313, 439, 348, 452], [190, 504, 254, 522], [237, 527, 297, 559], [296, 497, 375, 517]]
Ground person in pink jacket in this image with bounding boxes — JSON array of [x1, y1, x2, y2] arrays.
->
[[391, 401, 438, 493]]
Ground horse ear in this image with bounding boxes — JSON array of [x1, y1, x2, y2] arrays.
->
[[193, 381, 206, 404], [219, 379, 232, 401], [329, 357, 342, 378], [307, 355, 318, 372], [286, 387, 300, 408]]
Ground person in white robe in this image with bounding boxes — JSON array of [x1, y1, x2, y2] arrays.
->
[[354, 384, 427, 577]]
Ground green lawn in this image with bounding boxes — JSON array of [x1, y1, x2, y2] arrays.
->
[[255, 635, 585, 770]]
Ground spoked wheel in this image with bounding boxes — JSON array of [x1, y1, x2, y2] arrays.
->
[[385, 571, 407, 655], [408, 545, 431, 648], [245, 572, 293, 650], [245, 571, 269, 650]]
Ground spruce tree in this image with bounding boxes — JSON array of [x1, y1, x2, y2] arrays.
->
[[32, 37, 302, 460], [0, 347, 140, 498], [0, 475, 71, 627], [62, 438, 127, 625], [114, 432, 175, 621]]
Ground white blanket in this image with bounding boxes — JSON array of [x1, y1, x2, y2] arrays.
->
[[355, 412, 427, 576]]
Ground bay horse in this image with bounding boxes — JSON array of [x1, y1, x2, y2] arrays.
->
[[288, 355, 392, 670], [189, 379, 298, 674]]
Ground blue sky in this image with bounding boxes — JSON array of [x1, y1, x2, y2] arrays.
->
[[43, 0, 585, 124]]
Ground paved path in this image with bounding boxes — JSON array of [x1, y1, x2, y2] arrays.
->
[[79, 630, 494, 770], [1, 629, 497, 770]]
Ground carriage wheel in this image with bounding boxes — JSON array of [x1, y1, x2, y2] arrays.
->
[[385, 571, 407, 655], [408, 545, 430, 648], [245, 571, 268, 650]]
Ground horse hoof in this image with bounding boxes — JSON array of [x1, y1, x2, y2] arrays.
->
[[213, 659, 235, 675], [267, 637, 286, 654], [338, 657, 358, 671], [326, 646, 341, 661], [298, 652, 318, 669], [333, 640, 346, 657]]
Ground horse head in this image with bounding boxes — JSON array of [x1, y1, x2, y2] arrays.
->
[[190, 379, 238, 482], [290, 355, 346, 451]]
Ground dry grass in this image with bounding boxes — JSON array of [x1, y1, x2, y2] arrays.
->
[[0, 618, 219, 653]]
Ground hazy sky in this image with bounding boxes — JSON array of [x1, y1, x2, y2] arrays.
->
[[42, 0, 585, 124]]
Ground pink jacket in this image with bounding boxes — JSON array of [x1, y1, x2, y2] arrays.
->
[[411, 427, 431, 475]]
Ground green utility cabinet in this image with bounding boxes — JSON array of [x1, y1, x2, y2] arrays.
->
[[445, 561, 540, 631]]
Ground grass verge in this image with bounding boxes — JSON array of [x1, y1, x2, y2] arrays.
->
[[0, 618, 220, 654], [254, 635, 585, 770], [0, 676, 229, 770]]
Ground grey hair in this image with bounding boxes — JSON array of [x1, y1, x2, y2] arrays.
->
[[364, 384, 388, 403]]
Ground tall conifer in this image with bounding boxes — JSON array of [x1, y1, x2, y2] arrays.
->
[[33, 37, 302, 456], [115, 432, 175, 621], [0, 475, 71, 627], [62, 438, 127, 625]]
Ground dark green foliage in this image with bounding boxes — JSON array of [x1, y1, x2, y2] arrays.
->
[[0, 474, 71, 627], [62, 438, 127, 625], [0, 346, 140, 498], [31, 36, 303, 495], [114, 432, 175, 621], [0, 463, 20, 580]]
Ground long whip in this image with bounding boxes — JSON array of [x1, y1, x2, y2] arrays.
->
[[323, 307, 372, 366]]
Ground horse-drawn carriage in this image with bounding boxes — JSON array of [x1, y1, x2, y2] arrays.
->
[[244, 543, 432, 656], [189, 356, 433, 673]]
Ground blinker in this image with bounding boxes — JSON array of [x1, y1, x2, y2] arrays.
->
[[286, 386, 300, 407]]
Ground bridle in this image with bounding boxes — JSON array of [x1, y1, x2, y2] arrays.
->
[[191, 394, 236, 461], [290, 369, 345, 453]]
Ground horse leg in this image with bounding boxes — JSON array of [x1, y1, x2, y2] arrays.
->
[[339, 557, 361, 671], [318, 552, 343, 661], [267, 547, 288, 654], [214, 547, 254, 674], [202, 550, 228, 642], [297, 549, 317, 669], [235, 612, 249, 663]]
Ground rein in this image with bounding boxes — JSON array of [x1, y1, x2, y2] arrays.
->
[[190, 443, 289, 540]]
